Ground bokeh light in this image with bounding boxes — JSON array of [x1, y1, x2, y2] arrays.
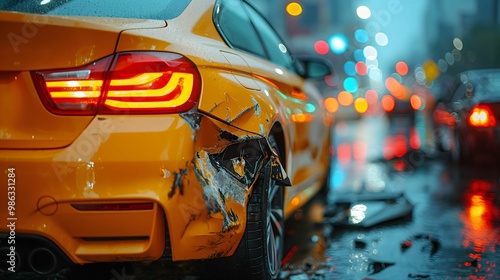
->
[[286, 2, 303, 16], [305, 103, 316, 113], [381, 95, 395, 112], [344, 61, 356, 76], [445, 52, 455, 65], [354, 49, 365, 61], [338, 91, 354, 106], [354, 98, 368, 113], [365, 89, 378, 104], [356, 6, 371, 19], [354, 29, 369, 43], [365, 59, 379, 69], [329, 34, 348, 54], [438, 58, 448, 72], [355, 62, 368, 75], [324, 74, 336, 87], [368, 67, 383, 81], [395, 61, 409, 76], [452, 49, 462, 61], [453, 37, 463, 50], [363, 46, 378, 60], [423, 60, 439, 82], [314, 40, 330, 55], [385, 76, 406, 100], [343, 77, 359, 93], [324, 97, 339, 113], [391, 73, 402, 83], [414, 66, 426, 85], [375, 32, 389, 46], [410, 95, 422, 110], [410, 127, 421, 149]]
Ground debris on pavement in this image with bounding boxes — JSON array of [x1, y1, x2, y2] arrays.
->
[[324, 192, 413, 228]]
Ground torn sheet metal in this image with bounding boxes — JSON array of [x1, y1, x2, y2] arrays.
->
[[194, 149, 245, 231], [270, 150, 291, 186], [209, 92, 260, 124], [209, 137, 290, 186], [164, 113, 291, 260], [168, 167, 188, 199], [192, 127, 290, 230]]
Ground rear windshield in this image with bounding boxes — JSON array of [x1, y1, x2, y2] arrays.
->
[[0, 0, 190, 20]]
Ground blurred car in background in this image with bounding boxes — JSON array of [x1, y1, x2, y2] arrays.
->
[[382, 93, 416, 123], [433, 69, 500, 164], [0, 0, 333, 278]]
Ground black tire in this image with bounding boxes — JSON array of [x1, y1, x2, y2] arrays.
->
[[228, 136, 284, 280]]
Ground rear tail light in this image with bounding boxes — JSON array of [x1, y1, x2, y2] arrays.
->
[[468, 104, 496, 127], [32, 57, 112, 115], [32, 52, 201, 115], [102, 52, 200, 114]]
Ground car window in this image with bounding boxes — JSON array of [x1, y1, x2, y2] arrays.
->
[[242, 2, 295, 72], [0, 0, 190, 20], [214, 0, 267, 58]]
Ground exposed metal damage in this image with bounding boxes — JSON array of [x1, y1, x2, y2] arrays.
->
[[192, 133, 291, 231], [194, 149, 245, 231], [208, 93, 262, 125], [165, 110, 291, 257], [168, 167, 188, 199]]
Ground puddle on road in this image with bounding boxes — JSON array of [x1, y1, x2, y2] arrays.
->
[[280, 158, 500, 280]]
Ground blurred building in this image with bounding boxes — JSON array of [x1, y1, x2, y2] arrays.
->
[[249, 0, 354, 53], [424, 0, 500, 74]]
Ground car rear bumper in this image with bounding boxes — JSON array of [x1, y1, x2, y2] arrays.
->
[[0, 112, 271, 266]]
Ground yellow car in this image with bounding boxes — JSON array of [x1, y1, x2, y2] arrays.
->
[[0, 0, 332, 278]]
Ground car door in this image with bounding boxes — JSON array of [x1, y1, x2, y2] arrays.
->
[[210, 0, 330, 213], [240, 1, 330, 205]]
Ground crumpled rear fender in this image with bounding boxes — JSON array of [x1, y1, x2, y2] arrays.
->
[[166, 112, 289, 261]]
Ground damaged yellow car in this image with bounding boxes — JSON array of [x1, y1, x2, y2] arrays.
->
[[0, 0, 333, 279]]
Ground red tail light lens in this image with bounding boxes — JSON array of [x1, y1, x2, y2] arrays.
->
[[101, 52, 201, 114], [32, 52, 201, 115], [468, 104, 497, 127], [32, 57, 113, 115]]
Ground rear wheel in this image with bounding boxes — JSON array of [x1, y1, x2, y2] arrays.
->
[[228, 137, 284, 280]]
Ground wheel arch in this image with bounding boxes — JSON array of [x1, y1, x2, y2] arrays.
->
[[270, 122, 287, 170]]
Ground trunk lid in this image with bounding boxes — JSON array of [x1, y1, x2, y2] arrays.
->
[[0, 12, 166, 149]]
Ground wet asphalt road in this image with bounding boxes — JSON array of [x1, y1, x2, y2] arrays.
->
[[281, 114, 500, 280], [2, 113, 499, 280]]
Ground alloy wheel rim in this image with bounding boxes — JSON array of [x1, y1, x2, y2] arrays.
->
[[267, 181, 283, 276]]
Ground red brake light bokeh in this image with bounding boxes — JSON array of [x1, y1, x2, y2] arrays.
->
[[468, 104, 497, 127]]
